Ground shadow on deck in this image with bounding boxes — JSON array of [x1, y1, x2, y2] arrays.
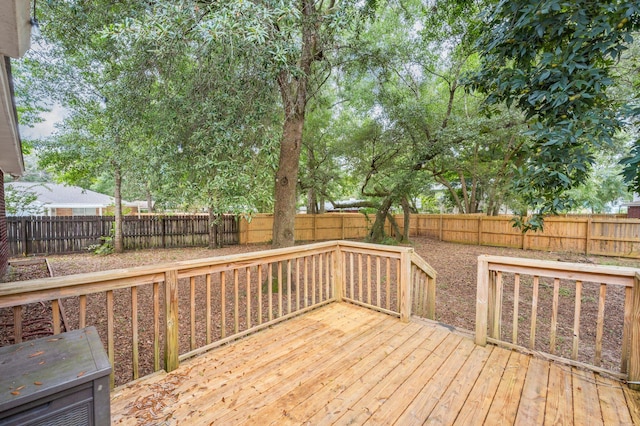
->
[[111, 302, 640, 425]]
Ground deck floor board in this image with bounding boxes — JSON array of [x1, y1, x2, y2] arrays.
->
[[111, 303, 640, 425]]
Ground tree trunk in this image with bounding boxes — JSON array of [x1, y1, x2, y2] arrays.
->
[[208, 207, 218, 249], [307, 187, 317, 214], [367, 196, 393, 243], [271, 0, 318, 249], [113, 167, 124, 254], [272, 114, 304, 248], [145, 182, 154, 213], [401, 196, 411, 242]]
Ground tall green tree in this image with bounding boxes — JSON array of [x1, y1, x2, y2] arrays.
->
[[472, 0, 639, 230]]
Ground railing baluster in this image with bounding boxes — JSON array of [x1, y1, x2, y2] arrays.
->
[[79, 294, 87, 329], [258, 264, 263, 325], [572, 280, 582, 361], [190, 276, 196, 351], [621, 286, 632, 373], [367, 255, 372, 305], [234, 269, 239, 334], [326, 252, 331, 300], [530, 276, 539, 350], [350, 253, 354, 300], [153, 283, 160, 371], [206, 274, 212, 344], [287, 260, 292, 314], [13, 305, 22, 344], [52, 299, 60, 335], [358, 254, 363, 302], [303, 257, 309, 308], [312, 256, 317, 305], [318, 254, 323, 302], [131, 286, 139, 380], [278, 261, 283, 317], [296, 258, 300, 311], [268, 264, 273, 321], [595, 283, 607, 366], [396, 259, 401, 312], [376, 257, 381, 308], [512, 274, 520, 346], [550, 278, 560, 355], [492, 271, 503, 340], [246, 266, 252, 329], [386, 258, 391, 311], [221, 271, 226, 338]]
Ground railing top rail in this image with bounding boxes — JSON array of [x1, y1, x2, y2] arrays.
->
[[410, 252, 437, 278], [0, 241, 415, 301], [480, 255, 638, 287]]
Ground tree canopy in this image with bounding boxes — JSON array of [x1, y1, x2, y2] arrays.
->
[[12, 0, 640, 245]]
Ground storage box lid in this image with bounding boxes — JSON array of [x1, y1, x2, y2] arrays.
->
[[0, 326, 111, 412]]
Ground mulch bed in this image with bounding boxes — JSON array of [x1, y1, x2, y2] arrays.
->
[[2, 237, 639, 386]]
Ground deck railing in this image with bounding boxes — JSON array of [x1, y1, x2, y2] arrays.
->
[[475, 255, 640, 390], [0, 241, 436, 389]]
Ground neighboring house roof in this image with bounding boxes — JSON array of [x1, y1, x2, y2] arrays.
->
[[6, 182, 134, 210]]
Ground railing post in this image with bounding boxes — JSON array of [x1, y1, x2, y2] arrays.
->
[[333, 245, 344, 302], [400, 250, 412, 322], [475, 256, 489, 346], [164, 270, 179, 372], [630, 273, 640, 391]]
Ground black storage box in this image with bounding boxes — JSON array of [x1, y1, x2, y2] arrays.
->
[[0, 327, 111, 425]]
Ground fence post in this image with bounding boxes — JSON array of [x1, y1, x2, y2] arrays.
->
[[164, 270, 179, 372], [478, 216, 483, 246], [399, 250, 412, 322], [630, 274, 640, 391], [161, 216, 166, 248], [439, 214, 443, 241], [585, 217, 592, 256], [20, 217, 27, 256], [475, 256, 489, 346]]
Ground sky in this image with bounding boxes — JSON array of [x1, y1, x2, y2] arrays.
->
[[19, 103, 66, 140]]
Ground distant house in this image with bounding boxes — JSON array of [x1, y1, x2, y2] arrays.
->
[[624, 194, 640, 218], [1, 0, 32, 276], [5, 182, 139, 216]]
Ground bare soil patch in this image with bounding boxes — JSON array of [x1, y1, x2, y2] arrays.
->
[[3, 237, 639, 385]]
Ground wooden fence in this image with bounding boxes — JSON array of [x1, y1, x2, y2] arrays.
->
[[7, 215, 238, 256], [239, 213, 640, 258], [8, 213, 640, 258]]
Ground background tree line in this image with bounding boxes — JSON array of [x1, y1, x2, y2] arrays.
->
[[11, 0, 640, 251]]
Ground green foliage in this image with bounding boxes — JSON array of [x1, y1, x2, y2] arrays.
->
[[4, 184, 44, 216], [86, 229, 114, 255], [471, 0, 640, 228]]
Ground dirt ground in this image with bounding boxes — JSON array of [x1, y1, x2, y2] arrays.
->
[[3, 236, 639, 385]]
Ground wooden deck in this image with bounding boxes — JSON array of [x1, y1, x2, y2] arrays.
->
[[111, 303, 640, 425]]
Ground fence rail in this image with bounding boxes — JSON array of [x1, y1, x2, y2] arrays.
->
[[0, 241, 436, 389], [475, 255, 640, 390], [239, 213, 640, 258], [7, 215, 238, 256]]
